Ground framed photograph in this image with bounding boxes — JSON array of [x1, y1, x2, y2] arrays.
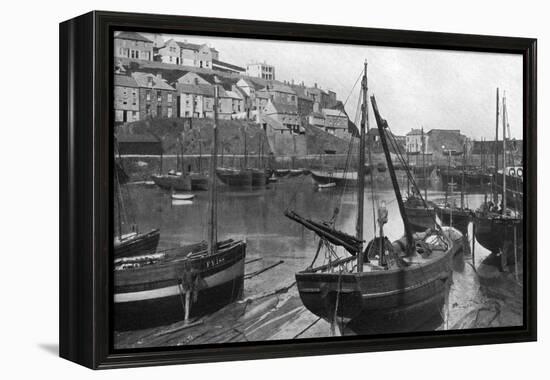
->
[[59, 11, 536, 369]]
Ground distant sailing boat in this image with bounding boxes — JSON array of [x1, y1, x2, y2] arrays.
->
[[474, 89, 522, 258], [435, 142, 474, 235], [114, 86, 247, 331], [287, 62, 462, 335], [114, 141, 160, 259], [216, 125, 268, 188], [151, 140, 192, 192]]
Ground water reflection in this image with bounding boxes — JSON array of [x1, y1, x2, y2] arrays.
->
[[123, 176, 522, 337]]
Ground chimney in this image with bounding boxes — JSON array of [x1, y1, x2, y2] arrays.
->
[[314, 83, 318, 88]]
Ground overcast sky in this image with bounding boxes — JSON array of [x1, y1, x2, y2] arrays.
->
[[156, 32, 523, 140]]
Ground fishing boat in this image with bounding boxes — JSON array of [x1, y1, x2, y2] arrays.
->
[[114, 229, 161, 259], [403, 128, 438, 233], [216, 167, 253, 187], [288, 63, 462, 335], [152, 170, 192, 191], [435, 142, 474, 235], [310, 170, 363, 187], [317, 182, 336, 189], [475, 89, 523, 257], [114, 141, 160, 259], [216, 126, 268, 188], [114, 86, 247, 331], [274, 168, 290, 177]]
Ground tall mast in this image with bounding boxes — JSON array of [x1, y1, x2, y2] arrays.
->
[[422, 127, 427, 200], [356, 61, 368, 273], [371, 95, 414, 255], [461, 141, 466, 209], [207, 86, 220, 255], [494, 88, 500, 205], [502, 92, 507, 213], [198, 127, 202, 173], [243, 126, 248, 169]]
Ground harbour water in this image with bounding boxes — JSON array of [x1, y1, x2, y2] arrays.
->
[[114, 176, 523, 348]]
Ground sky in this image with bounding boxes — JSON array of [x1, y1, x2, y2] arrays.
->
[[154, 32, 523, 140]]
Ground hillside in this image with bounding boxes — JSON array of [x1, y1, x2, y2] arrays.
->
[[117, 117, 355, 157]]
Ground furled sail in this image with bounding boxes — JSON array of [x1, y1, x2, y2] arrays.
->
[[284, 210, 362, 255]]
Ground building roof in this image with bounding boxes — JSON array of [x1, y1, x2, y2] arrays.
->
[[115, 32, 153, 43], [114, 74, 139, 88], [261, 115, 287, 131], [131, 72, 175, 91], [322, 108, 347, 118], [176, 83, 215, 97], [223, 90, 243, 100], [268, 100, 298, 115], [175, 41, 204, 51], [212, 59, 245, 72], [263, 83, 295, 95]]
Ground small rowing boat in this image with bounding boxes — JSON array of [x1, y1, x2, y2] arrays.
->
[[171, 193, 195, 201], [317, 182, 336, 189]]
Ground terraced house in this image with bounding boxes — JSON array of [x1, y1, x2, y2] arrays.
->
[[114, 32, 154, 61], [131, 72, 177, 120], [114, 74, 140, 123]]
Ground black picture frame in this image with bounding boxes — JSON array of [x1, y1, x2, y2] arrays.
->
[[59, 10, 537, 369]]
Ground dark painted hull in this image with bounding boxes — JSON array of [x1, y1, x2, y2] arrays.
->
[[114, 240, 246, 331], [436, 207, 472, 235], [114, 229, 160, 259], [216, 169, 253, 188], [296, 232, 461, 335], [404, 206, 437, 233], [251, 169, 269, 187], [189, 173, 209, 191], [152, 174, 192, 191], [474, 214, 523, 254], [274, 169, 290, 177]]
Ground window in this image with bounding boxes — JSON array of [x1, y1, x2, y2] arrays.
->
[[146, 90, 151, 101], [167, 107, 173, 118], [157, 105, 162, 116], [146, 104, 151, 115], [167, 93, 173, 103], [157, 92, 162, 102]]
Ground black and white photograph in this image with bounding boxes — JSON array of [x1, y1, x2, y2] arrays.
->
[[112, 31, 525, 349]]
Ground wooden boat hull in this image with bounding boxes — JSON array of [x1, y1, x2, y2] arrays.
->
[[474, 214, 523, 254], [152, 174, 192, 191], [216, 169, 253, 188], [310, 171, 359, 187], [114, 229, 160, 259], [274, 169, 290, 177], [436, 207, 472, 235], [296, 232, 460, 335], [251, 169, 269, 187], [189, 173, 209, 191], [114, 240, 246, 331], [404, 206, 437, 233], [287, 169, 305, 177]]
